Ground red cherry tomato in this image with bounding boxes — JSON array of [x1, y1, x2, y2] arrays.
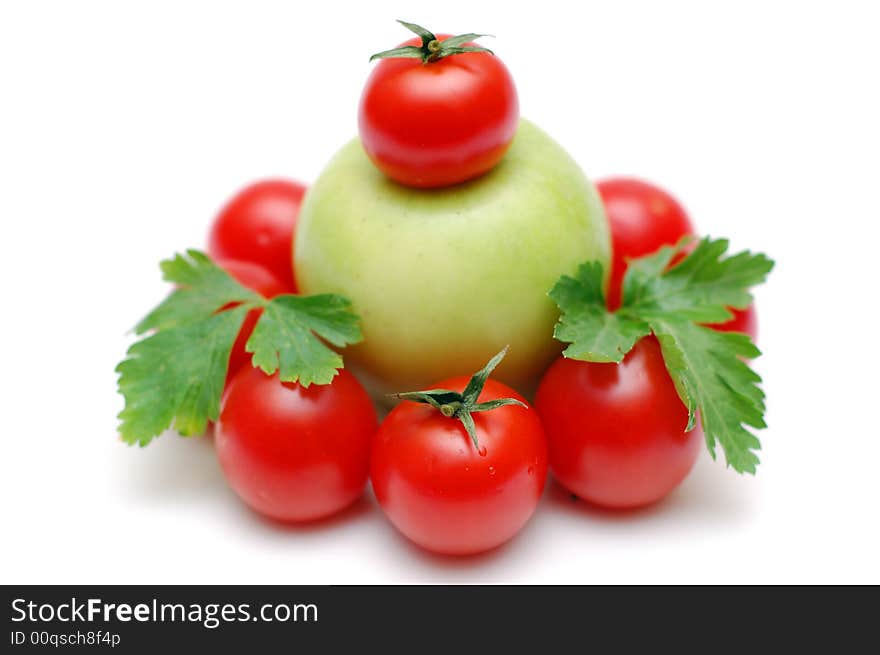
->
[[214, 259, 287, 384], [216, 366, 377, 522], [709, 304, 758, 340], [597, 176, 759, 337], [597, 177, 695, 310], [535, 337, 702, 509], [208, 179, 306, 291], [358, 36, 519, 188], [370, 377, 547, 555]]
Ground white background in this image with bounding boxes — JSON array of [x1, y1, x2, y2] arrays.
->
[[1, 0, 878, 584]]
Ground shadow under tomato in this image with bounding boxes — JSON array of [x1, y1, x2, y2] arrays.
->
[[383, 526, 518, 571], [116, 429, 224, 501]]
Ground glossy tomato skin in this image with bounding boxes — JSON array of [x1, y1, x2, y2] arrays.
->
[[597, 177, 695, 309], [535, 337, 702, 509], [710, 304, 758, 340], [208, 179, 306, 291], [359, 36, 518, 188], [371, 377, 547, 555], [214, 259, 287, 383], [216, 366, 377, 522]]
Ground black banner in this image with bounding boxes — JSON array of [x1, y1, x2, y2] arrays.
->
[[1, 585, 875, 651]]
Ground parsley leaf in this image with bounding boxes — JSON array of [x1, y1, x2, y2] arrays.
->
[[116, 251, 362, 445], [117, 307, 249, 445], [548, 237, 774, 473], [135, 250, 261, 333], [651, 319, 765, 473], [549, 261, 651, 363], [248, 294, 364, 387], [625, 237, 775, 323]]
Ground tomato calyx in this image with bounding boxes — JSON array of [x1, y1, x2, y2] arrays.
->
[[391, 347, 525, 449], [369, 20, 494, 64]]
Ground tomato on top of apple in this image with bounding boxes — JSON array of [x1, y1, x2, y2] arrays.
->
[[359, 21, 518, 188], [296, 23, 610, 399]]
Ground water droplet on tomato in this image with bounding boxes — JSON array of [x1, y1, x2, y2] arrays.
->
[[478, 446, 488, 457], [488, 466, 496, 476]]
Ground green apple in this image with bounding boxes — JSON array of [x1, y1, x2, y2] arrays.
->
[[295, 118, 610, 398]]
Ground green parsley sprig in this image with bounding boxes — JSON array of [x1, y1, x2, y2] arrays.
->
[[116, 250, 362, 446], [549, 237, 774, 474]]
